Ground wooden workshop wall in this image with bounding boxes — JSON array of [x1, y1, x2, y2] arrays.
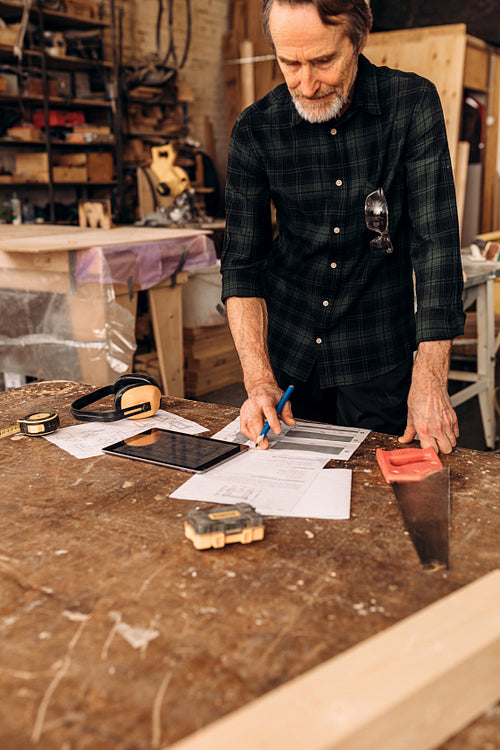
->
[[364, 25, 500, 235], [120, 0, 230, 180], [222, 0, 283, 145]]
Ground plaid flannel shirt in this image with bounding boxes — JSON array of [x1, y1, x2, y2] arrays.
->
[[221, 55, 465, 387]]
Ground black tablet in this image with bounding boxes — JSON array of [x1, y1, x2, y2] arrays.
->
[[102, 428, 248, 473]]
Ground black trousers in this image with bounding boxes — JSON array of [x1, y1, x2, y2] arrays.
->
[[277, 359, 413, 436]]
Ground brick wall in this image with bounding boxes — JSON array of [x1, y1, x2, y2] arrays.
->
[[117, 0, 230, 181]]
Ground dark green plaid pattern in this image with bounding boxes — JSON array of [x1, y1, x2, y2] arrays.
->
[[221, 55, 465, 387]]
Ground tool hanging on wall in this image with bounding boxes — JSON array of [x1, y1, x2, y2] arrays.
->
[[0, 411, 60, 439], [13, 0, 33, 59], [121, 0, 191, 96], [157, 0, 192, 70]]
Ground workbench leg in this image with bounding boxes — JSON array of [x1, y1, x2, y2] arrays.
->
[[148, 282, 185, 397], [476, 279, 497, 449], [68, 283, 138, 385]]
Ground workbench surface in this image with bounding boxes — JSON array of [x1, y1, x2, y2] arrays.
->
[[0, 224, 210, 253], [0, 381, 498, 750]]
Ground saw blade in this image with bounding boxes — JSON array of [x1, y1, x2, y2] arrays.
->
[[392, 466, 450, 570]]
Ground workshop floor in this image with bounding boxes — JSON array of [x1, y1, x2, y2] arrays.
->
[[197, 357, 500, 453]]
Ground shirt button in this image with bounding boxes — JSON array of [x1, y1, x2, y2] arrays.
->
[[330, 262, 337, 269], [336, 179, 342, 186], [330, 128, 337, 135], [322, 300, 329, 307], [316, 337, 322, 344], [333, 227, 340, 234]]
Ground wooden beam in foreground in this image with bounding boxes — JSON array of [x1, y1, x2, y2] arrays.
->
[[168, 570, 500, 750]]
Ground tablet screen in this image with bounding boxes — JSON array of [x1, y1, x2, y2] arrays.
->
[[102, 428, 248, 473]]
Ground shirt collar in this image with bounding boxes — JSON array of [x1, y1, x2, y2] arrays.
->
[[353, 54, 382, 116], [286, 53, 382, 127]]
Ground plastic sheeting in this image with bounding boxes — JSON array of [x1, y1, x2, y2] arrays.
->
[[0, 232, 217, 384], [74, 233, 216, 289]]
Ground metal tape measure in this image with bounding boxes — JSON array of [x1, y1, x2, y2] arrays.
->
[[0, 411, 60, 439]]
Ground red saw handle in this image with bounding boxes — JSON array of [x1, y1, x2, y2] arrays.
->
[[376, 447, 443, 483]]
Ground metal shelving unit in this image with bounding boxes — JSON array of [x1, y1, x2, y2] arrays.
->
[[0, 0, 123, 223]]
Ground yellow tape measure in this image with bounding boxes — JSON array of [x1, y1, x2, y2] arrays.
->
[[0, 411, 60, 439]]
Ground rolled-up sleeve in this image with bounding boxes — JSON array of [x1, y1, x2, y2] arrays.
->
[[404, 83, 465, 342], [221, 113, 273, 302]]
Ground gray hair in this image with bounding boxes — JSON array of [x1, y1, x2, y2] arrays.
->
[[262, 0, 373, 54]]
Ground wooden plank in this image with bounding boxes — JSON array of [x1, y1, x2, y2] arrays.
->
[[239, 39, 255, 111], [0, 226, 210, 254], [246, 0, 283, 99], [0, 224, 81, 238], [185, 351, 241, 374], [481, 51, 500, 233], [185, 372, 243, 397], [185, 359, 243, 394], [493, 177, 500, 230], [223, 0, 247, 134], [148, 276, 188, 397], [222, 28, 242, 143], [455, 141, 470, 242], [170, 570, 500, 750], [0, 249, 72, 293], [183, 324, 236, 359], [464, 43, 490, 91]]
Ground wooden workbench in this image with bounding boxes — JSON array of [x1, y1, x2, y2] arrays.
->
[[0, 381, 498, 749], [0, 225, 216, 396]]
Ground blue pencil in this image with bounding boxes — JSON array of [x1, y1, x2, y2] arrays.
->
[[255, 385, 294, 446]]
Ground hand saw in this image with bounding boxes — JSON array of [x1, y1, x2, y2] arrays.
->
[[376, 447, 450, 571]]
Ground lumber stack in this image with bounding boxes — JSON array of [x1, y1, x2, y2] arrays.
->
[[222, 0, 284, 141], [183, 324, 243, 397], [133, 351, 163, 389]]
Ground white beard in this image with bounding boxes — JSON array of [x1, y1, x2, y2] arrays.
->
[[293, 91, 349, 123]]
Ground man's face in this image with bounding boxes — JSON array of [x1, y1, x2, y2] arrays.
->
[[269, 2, 364, 123]]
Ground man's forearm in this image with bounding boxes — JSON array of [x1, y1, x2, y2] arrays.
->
[[400, 339, 458, 453], [413, 340, 452, 385], [225, 296, 278, 395]]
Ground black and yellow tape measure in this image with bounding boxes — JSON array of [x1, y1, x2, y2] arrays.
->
[[185, 503, 265, 550], [0, 411, 60, 439]]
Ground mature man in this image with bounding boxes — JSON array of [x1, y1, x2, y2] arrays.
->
[[220, 0, 465, 454]]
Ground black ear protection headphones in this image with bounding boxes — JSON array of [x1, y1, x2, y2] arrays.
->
[[71, 374, 162, 422]]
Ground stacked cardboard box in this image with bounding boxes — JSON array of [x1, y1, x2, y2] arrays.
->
[[64, 0, 100, 20], [0, 22, 21, 46], [15, 152, 114, 182], [6, 126, 43, 141]]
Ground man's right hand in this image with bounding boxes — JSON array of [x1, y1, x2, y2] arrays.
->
[[240, 385, 296, 449], [224, 297, 295, 447]]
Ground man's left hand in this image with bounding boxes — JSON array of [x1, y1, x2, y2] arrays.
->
[[399, 340, 459, 454]]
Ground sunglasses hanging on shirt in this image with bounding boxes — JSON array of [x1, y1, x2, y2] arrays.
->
[[365, 188, 394, 254]]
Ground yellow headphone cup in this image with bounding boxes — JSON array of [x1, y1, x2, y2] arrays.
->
[[124, 429, 162, 446], [119, 383, 161, 419]]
